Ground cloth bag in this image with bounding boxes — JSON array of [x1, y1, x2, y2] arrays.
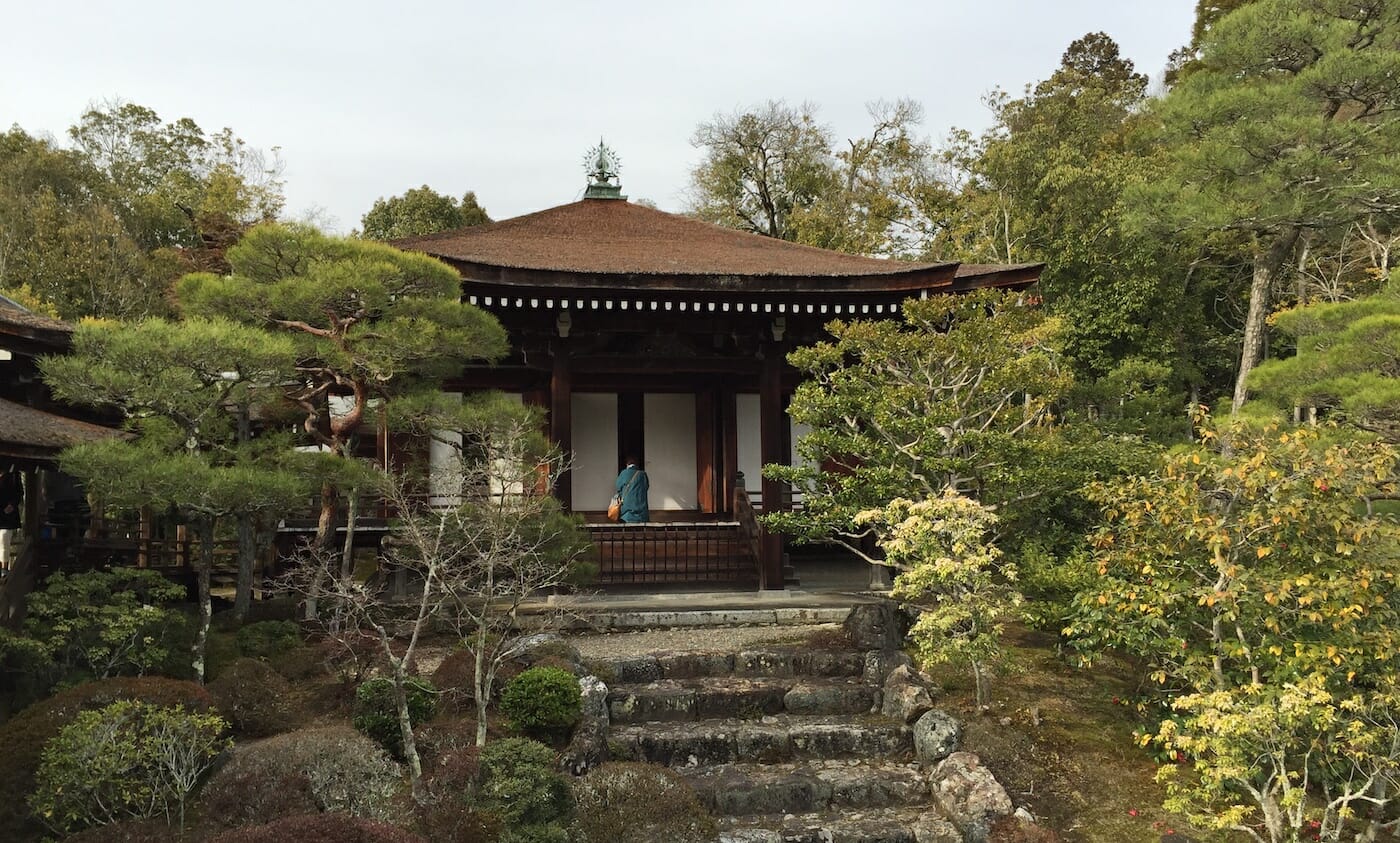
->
[[607, 470, 642, 522]]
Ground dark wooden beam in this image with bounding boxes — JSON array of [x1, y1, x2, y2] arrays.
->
[[549, 346, 572, 506], [758, 341, 786, 590]]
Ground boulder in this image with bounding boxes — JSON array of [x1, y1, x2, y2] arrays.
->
[[910, 813, 963, 843], [512, 632, 582, 671], [864, 649, 913, 687], [912, 709, 961, 765], [881, 664, 937, 724], [845, 602, 907, 651], [929, 752, 1013, 843], [560, 674, 609, 774]]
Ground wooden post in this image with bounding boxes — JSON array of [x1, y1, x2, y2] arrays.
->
[[549, 345, 572, 508], [695, 390, 716, 514], [758, 341, 786, 590], [721, 389, 738, 518]]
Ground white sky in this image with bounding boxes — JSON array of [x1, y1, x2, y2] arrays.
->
[[0, 1, 1194, 233]]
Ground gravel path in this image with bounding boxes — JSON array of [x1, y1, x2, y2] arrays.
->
[[568, 623, 843, 659]]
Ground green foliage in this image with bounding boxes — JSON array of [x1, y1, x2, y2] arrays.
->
[[477, 738, 572, 842], [687, 100, 835, 240], [30, 700, 229, 834], [208, 658, 300, 738], [769, 289, 1100, 562], [24, 567, 187, 680], [0, 102, 283, 320], [360, 185, 491, 240], [569, 762, 717, 843], [1068, 417, 1400, 839], [500, 667, 581, 739], [0, 676, 213, 841], [1251, 272, 1400, 442], [199, 726, 404, 829], [858, 492, 1021, 708], [353, 677, 438, 759], [0, 628, 59, 720], [235, 620, 304, 661]]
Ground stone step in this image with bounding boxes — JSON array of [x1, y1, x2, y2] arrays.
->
[[680, 760, 928, 816], [608, 713, 912, 767], [608, 676, 875, 723], [595, 647, 867, 683], [716, 806, 961, 843]]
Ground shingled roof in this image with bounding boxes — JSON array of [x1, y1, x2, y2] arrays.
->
[[0, 398, 124, 459], [0, 304, 73, 351], [396, 199, 973, 291]]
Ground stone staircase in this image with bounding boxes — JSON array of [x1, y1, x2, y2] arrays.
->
[[586, 629, 978, 843]]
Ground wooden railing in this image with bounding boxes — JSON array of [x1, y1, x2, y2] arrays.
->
[[585, 522, 754, 584], [732, 476, 763, 583]]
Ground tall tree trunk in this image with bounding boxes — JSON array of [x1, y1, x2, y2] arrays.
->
[[394, 666, 426, 802], [1231, 228, 1301, 414], [340, 489, 358, 582], [193, 518, 215, 684], [233, 513, 255, 623]]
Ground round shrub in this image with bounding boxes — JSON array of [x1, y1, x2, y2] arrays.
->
[[429, 649, 475, 713], [199, 725, 403, 829], [354, 677, 437, 759], [209, 657, 301, 737], [209, 812, 426, 843], [477, 738, 571, 841], [0, 676, 213, 841], [30, 700, 229, 835], [569, 762, 717, 843], [235, 620, 303, 661], [0, 628, 58, 719], [500, 667, 580, 740]]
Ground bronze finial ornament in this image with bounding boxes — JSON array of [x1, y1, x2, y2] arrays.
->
[[583, 139, 626, 200]]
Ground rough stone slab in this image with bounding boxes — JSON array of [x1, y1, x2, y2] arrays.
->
[[784, 681, 877, 716], [551, 607, 854, 631], [592, 648, 867, 682], [681, 760, 928, 816], [609, 714, 912, 767], [718, 806, 957, 843]]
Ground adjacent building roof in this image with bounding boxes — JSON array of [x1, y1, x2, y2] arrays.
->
[[0, 304, 73, 351], [0, 398, 124, 459], [397, 199, 986, 293]]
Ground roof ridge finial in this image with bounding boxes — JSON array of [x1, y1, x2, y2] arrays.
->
[[583, 139, 626, 200]]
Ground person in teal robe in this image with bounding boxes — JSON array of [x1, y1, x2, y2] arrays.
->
[[614, 458, 649, 523]]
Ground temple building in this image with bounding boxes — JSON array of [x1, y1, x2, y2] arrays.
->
[[396, 144, 1040, 590]]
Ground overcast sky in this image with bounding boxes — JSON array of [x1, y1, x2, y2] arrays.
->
[[1, 1, 1194, 233]]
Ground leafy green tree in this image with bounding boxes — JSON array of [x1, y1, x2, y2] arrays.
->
[[360, 185, 491, 240], [946, 33, 1215, 384], [1068, 418, 1400, 840], [767, 289, 1070, 554], [687, 100, 837, 240], [177, 224, 509, 551], [43, 317, 310, 623], [1250, 271, 1400, 443], [1143, 0, 1400, 413], [856, 492, 1020, 708]]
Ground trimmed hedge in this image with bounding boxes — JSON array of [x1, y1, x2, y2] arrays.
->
[[353, 677, 437, 760], [0, 676, 213, 841], [209, 812, 426, 843], [209, 657, 300, 737], [199, 726, 403, 830], [500, 667, 580, 741], [569, 762, 716, 843]]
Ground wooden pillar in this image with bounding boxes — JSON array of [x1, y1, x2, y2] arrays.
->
[[721, 389, 739, 517], [758, 341, 786, 590], [696, 390, 716, 514], [549, 345, 572, 508]]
